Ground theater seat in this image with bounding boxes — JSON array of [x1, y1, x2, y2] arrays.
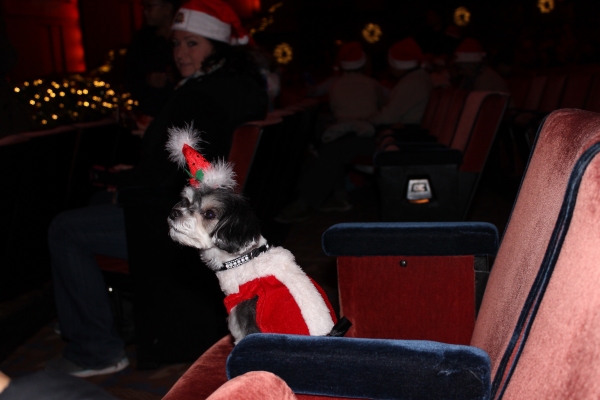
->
[[225, 109, 600, 399], [165, 109, 600, 399]]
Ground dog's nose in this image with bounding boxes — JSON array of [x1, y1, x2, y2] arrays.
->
[[169, 208, 182, 220]]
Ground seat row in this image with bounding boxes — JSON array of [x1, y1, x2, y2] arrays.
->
[[374, 89, 509, 222]]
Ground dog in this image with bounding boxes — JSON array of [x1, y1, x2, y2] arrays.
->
[[166, 126, 337, 344]]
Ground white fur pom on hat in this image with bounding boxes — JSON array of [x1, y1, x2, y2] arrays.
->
[[166, 124, 237, 189]]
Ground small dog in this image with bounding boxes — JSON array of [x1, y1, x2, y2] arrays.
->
[[166, 126, 336, 344]]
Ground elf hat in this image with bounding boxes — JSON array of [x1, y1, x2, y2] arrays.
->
[[388, 38, 423, 70], [454, 38, 485, 63], [337, 42, 367, 70], [166, 124, 236, 189], [172, 0, 249, 45]]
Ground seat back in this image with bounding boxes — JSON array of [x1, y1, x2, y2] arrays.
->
[[435, 88, 469, 146], [459, 93, 509, 173], [427, 88, 457, 141], [498, 135, 600, 398], [228, 124, 263, 194], [507, 77, 532, 110], [522, 75, 547, 110], [450, 91, 506, 154], [323, 223, 499, 346], [536, 74, 567, 113], [584, 74, 600, 113], [420, 88, 443, 130], [559, 72, 594, 109], [471, 110, 600, 383]]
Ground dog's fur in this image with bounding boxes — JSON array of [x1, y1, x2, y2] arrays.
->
[[168, 184, 335, 343]]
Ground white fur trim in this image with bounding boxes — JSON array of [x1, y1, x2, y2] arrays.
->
[[166, 124, 203, 168], [214, 245, 335, 336], [455, 52, 484, 63], [388, 57, 418, 70], [203, 159, 237, 190], [172, 8, 232, 44], [231, 35, 249, 45], [340, 54, 366, 70]]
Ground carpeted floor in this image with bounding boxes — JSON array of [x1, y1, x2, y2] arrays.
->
[[0, 169, 516, 399]]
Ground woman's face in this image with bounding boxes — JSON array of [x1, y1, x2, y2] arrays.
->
[[172, 30, 214, 78]]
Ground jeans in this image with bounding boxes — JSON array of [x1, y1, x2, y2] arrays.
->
[[48, 204, 127, 368]]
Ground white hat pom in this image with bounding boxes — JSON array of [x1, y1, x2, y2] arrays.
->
[[203, 159, 237, 190], [166, 123, 203, 168]]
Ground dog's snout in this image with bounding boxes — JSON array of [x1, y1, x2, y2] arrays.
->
[[169, 208, 183, 220]]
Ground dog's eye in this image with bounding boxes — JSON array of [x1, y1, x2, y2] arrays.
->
[[203, 209, 216, 220]]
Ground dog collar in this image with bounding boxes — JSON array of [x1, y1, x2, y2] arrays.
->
[[218, 243, 271, 272]]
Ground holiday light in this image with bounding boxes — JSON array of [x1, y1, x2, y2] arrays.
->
[[538, 0, 554, 13], [362, 23, 382, 44], [454, 7, 471, 27], [273, 43, 293, 64]]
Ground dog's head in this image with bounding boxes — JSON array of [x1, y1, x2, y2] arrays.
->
[[168, 185, 262, 260]]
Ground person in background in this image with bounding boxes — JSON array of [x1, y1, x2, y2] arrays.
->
[[369, 37, 433, 130], [45, 0, 267, 377], [124, 0, 182, 129], [321, 41, 384, 143], [454, 38, 509, 93], [275, 38, 432, 223]]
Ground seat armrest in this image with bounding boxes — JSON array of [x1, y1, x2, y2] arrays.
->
[[322, 222, 498, 257], [227, 334, 491, 400]]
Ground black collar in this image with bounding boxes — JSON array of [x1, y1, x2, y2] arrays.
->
[[218, 243, 271, 272]]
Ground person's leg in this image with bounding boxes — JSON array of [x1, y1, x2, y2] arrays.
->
[[48, 204, 127, 369], [299, 136, 375, 208]]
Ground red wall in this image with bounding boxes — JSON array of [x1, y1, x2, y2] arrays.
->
[[2, 0, 86, 82]]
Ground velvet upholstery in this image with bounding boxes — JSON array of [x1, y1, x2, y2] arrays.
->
[[507, 77, 531, 109], [471, 109, 600, 377], [338, 255, 476, 344], [559, 73, 594, 109], [459, 94, 509, 173], [227, 334, 491, 400], [537, 74, 567, 113], [228, 124, 262, 194], [420, 88, 442, 131], [500, 145, 600, 399], [435, 88, 469, 146], [206, 371, 297, 400], [584, 75, 600, 113], [426, 88, 455, 141], [522, 75, 547, 111], [322, 222, 498, 256]]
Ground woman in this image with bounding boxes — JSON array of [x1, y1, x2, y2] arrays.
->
[[46, 0, 267, 377]]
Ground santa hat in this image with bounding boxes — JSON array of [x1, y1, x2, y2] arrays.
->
[[336, 42, 366, 70], [166, 124, 237, 189], [388, 38, 422, 70], [454, 38, 485, 63], [172, 0, 249, 45]]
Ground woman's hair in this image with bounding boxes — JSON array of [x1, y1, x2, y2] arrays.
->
[[202, 39, 266, 89]]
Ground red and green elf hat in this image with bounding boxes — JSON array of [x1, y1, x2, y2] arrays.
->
[[166, 124, 237, 189]]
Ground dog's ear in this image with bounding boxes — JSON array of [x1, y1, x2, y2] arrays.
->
[[210, 192, 261, 254]]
